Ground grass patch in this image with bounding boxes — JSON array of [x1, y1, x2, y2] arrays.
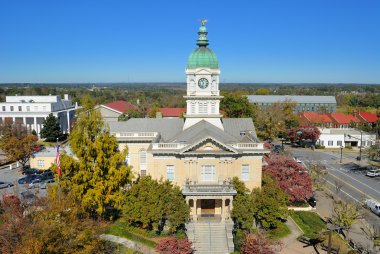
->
[[105, 220, 157, 248], [266, 222, 291, 240], [291, 211, 326, 239]]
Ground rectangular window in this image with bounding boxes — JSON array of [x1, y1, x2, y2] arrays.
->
[[199, 102, 208, 114], [18, 106, 22, 111], [241, 164, 250, 181], [140, 169, 147, 177], [10, 106, 14, 111], [328, 140, 333, 146], [166, 165, 175, 181], [42, 106, 47, 111], [337, 141, 342, 146], [201, 165, 215, 181], [37, 160, 45, 167], [2, 106, 5, 111], [34, 106, 38, 111], [26, 106, 30, 111]]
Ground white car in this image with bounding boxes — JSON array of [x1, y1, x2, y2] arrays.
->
[[294, 157, 302, 164], [366, 170, 380, 177], [365, 199, 380, 216], [28, 179, 43, 189]]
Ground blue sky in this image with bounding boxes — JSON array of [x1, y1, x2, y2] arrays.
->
[[0, 0, 379, 83]]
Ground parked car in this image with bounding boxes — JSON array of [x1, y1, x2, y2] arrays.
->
[[40, 170, 54, 180], [365, 199, 380, 216], [31, 145, 45, 152], [0, 181, 14, 189], [366, 170, 380, 177], [38, 179, 55, 189], [294, 157, 302, 164], [28, 179, 44, 189], [22, 168, 41, 175], [18, 174, 41, 184], [307, 196, 317, 208]]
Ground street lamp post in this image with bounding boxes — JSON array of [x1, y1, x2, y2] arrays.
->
[[340, 146, 343, 164]]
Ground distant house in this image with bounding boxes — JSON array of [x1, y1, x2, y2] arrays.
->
[[329, 112, 360, 129], [30, 146, 73, 170], [247, 95, 337, 113], [0, 95, 76, 136], [95, 100, 138, 122], [299, 112, 333, 128], [317, 128, 376, 148], [156, 108, 186, 118], [357, 112, 379, 127]]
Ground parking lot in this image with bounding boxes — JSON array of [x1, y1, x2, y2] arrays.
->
[[0, 163, 49, 201]]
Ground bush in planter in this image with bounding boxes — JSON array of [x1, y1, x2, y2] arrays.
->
[[315, 144, 325, 149]]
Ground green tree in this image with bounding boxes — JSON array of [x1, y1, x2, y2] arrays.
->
[[55, 96, 133, 218], [0, 120, 37, 167], [255, 88, 270, 95], [220, 92, 258, 119], [0, 191, 115, 254], [231, 177, 254, 230], [251, 174, 289, 229], [125, 108, 145, 118], [40, 113, 63, 142], [123, 176, 189, 233], [332, 200, 363, 239]]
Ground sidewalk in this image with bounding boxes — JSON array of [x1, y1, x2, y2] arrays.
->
[[279, 217, 326, 254], [315, 190, 376, 252]]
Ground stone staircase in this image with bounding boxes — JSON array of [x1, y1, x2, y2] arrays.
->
[[186, 221, 234, 254]]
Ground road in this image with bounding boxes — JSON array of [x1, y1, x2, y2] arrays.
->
[[292, 148, 380, 228]]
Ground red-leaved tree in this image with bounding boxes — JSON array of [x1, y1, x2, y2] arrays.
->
[[263, 155, 313, 202], [287, 126, 321, 144], [155, 237, 193, 254], [241, 231, 282, 254]]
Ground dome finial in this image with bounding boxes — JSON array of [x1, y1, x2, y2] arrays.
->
[[199, 19, 208, 26], [197, 19, 209, 47]]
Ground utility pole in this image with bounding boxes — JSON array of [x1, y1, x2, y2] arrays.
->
[[340, 146, 343, 164]]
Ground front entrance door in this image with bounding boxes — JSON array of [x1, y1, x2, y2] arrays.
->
[[201, 199, 215, 216]]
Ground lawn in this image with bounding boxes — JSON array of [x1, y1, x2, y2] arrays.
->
[[266, 222, 291, 240], [291, 211, 326, 239], [105, 220, 157, 248]]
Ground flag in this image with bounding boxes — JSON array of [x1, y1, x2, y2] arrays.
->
[[56, 145, 61, 177]]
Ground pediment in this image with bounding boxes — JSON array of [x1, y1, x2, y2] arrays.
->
[[180, 137, 237, 154], [194, 68, 212, 75]]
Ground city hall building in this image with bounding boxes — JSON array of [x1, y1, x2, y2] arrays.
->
[[109, 23, 268, 222]]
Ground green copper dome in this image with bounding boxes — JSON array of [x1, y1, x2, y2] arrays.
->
[[187, 22, 219, 69]]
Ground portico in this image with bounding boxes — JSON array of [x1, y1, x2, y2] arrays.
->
[[183, 183, 236, 222]]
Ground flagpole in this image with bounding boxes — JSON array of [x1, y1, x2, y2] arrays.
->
[[56, 138, 61, 203]]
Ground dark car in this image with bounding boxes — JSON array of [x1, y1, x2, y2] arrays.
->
[[0, 181, 14, 189], [308, 196, 317, 208], [22, 168, 42, 175], [18, 174, 41, 184], [40, 170, 54, 180]]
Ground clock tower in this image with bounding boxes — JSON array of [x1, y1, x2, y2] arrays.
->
[[183, 21, 223, 130]]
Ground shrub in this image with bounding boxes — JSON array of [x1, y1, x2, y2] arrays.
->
[[155, 237, 192, 254]]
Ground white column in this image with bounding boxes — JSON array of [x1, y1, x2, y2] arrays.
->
[[12, 117, 15, 123], [66, 110, 70, 133], [33, 117, 37, 133], [194, 198, 198, 221], [221, 198, 225, 222], [22, 116, 26, 125]]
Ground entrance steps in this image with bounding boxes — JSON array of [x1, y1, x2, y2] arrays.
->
[[186, 221, 234, 254]]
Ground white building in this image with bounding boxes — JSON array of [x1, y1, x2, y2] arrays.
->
[[317, 128, 376, 148], [0, 94, 76, 135]]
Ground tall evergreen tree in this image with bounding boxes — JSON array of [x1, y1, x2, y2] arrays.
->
[[54, 96, 133, 219], [40, 113, 62, 142]]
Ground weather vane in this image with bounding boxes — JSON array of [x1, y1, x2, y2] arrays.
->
[[199, 19, 208, 26]]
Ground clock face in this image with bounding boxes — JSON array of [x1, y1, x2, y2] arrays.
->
[[198, 78, 209, 89]]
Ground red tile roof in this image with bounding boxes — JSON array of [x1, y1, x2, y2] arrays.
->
[[358, 112, 379, 123], [330, 112, 360, 124], [300, 112, 332, 123], [102, 100, 138, 113], [159, 108, 186, 117]]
